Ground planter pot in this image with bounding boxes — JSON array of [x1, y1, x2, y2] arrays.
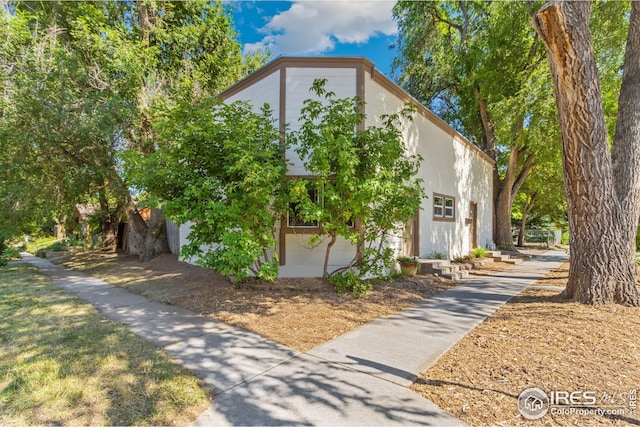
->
[[400, 262, 418, 276]]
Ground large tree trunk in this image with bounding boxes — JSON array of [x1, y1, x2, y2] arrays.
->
[[477, 92, 535, 251], [125, 200, 170, 262], [492, 145, 535, 250], [97, 186, 121, 253], [612, 0, 640, 270], [533, 1, 639, 306], [100, 214, 120, 253]]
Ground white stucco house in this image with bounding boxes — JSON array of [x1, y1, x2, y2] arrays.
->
[[179, 56, 494, 277]]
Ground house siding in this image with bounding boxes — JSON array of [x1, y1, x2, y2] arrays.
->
[[364, 70, 493, 259], [224, 68, 280, 117], [285, 67, 357, 175], [178, 57, 494, 277]]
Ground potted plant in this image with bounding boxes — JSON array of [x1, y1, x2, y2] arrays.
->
[[397, 256, 420, 276]]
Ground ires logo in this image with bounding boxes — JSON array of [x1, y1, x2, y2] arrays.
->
[[550, 390, 597, 406]]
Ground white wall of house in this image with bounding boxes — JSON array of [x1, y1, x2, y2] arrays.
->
[[178, 58, 494, 277], [364, 70, 493, 260], [225, 68, 281, 114], [285, 67, 357, 175]]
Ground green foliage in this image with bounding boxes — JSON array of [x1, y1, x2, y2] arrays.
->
[[328, 271, 372, 298], [290, 79, 425, 285], [0, 1, 259, 246], [471, 247, 488, 258], [432, 251, 444, 260], [132, 99, 286, 282], [397, 256, 420, 265], [561, 231, 570, 245]]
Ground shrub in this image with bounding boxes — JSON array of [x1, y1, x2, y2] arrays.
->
[[561, 231, 570, 245], [452, 255, 473, 264], [329, 271, 372, 298], [471, 247, 488, 258]]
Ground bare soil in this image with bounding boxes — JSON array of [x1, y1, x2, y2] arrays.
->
[[412, 262, 640, 426]]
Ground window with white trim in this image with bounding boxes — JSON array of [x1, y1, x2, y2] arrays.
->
[[433, 193, 455, 220]]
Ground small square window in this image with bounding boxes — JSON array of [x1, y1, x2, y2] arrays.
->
[[433, 193, 455, 220], [445, 198, 455, 218], [433, 196, 444, 217]]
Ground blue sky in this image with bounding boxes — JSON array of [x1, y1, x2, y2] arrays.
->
[[227, 1, 399, 78]]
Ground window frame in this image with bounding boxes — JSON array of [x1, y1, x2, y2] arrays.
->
[[285, 177, 359, 233], [287, 184, 321, 229], [433, 193, 456, 222]]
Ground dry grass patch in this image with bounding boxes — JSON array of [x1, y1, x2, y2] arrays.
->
[[413, 262, 640, 426], [0, 263, 211, 426]]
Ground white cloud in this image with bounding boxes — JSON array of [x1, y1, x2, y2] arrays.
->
[[243, 1, 397, 55]]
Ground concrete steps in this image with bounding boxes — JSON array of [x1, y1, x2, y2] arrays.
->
[[418, 250, 524, 281], [419, 259, 469, 281], [485, 250, 523, 265]]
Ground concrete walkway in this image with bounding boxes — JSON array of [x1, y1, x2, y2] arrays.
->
[[21, 249, 567, 426]]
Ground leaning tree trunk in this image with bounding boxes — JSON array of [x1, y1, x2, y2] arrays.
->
[[493, 145, 535, 251], [477, 92, 535, 251], [533, 1, 639, 306]]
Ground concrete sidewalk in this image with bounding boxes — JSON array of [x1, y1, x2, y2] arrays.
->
[[22, 249, 567, 426]]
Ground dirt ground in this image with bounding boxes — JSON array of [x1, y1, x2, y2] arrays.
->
[[50, 246, 640, 426], [412, 262, 640, 426], [54, 249, 536, 352], [56, 252, 452, 352]]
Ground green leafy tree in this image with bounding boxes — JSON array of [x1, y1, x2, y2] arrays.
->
[[512, 149, 566, 246], [393, 0, 552, 251], [0, 1, 261, 257], [128, 99, 287, 281], [289, 79, 425, 292]]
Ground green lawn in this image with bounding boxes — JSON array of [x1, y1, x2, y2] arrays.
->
[[0, 263, 211, 426]]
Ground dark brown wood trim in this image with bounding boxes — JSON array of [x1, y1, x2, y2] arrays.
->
[[433, 193, 457, 222], [356, 62, 366, 132], [279, 216, 286, 266], [413, 209, 420, 257], [219, 57, 374, 100]]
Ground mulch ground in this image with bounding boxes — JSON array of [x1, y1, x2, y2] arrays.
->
[[412, 262, 640, 426], [51, 247, 640, 426], [56, 251, 473, 352]]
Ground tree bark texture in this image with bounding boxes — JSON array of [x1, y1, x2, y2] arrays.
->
[[125, 200, 170, 262], [533, 1, 639, 306], [493, 144, 535, 250], [517, 192, 536, 247], [612, 0, 640, 265]]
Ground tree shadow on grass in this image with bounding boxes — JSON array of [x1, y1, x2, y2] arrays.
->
[[0, 263, 210, 426]]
